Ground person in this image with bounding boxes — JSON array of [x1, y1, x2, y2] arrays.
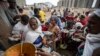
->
[[48, 16, 61, 50], [28, 7, 34, 18], [48, 16, 62, 30], [65, 12, 75, 22], [42, 22, 49, 31], [79, 15, 86, 27], [83, 11, 90, 26], [5, 0, 20, 26], [60, 17, 66, 29], [34, 8, 39, 18], [25, 17, 46, 48], [12, 15, 29, 36], [82, 10, 100, 56], [8, 15, 29, 46], [51, 9, 57, 16], [0, 0, 11, 27], [39, 8, 46, 23], [48, 16, 61, 37], [18, 8, 23, 15], [57, 9, 62, 17], [63, 8, 68, 17]]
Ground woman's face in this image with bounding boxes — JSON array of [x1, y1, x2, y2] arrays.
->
[[29, 19, 38, 30], [50, 18, 56, 25]]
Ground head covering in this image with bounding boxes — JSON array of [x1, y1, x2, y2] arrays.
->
[[93, 10, 100, 17], [7, 0, 16, 3], [74, 22, 83, 29], [29, 17, 42, 33], [89, 10, 100, 18], [34, 17, 41, 26], [50, 16, 58, 24]]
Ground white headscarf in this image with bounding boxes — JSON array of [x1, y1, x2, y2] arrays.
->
[[93, 9, 100, 17], [29, 17, 42, 34], [74, 22, 83, 30], [89, 9, 100, 17]]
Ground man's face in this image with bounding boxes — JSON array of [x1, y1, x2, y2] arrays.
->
[[87, 16, 100, 34]]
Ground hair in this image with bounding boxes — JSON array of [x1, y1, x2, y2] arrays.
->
[[79, 15, 85, 20], [85, 11, 90, 16], [18, 8, 23, 13], [60, 17, 65, 22], [77, 13, 80, 16], [21, 15, 29, 24], [30, 17, 38, 24], [50, 16, 58, 24], [45, 22, 49, 25]]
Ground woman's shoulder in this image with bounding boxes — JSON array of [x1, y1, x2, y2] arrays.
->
[[26, 30, 40, 37]]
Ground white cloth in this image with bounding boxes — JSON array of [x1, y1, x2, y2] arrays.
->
[[12, 22, 29, 36], [74, 22, 83, 30], [28, 10, 34, 18], [61, 22, 65, 29], [82, 33, 100, 56], [25, 18, 43, 47], [25, 26, 44, 47]]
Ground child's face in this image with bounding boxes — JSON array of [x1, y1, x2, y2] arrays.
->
[[45, 24, 49, 27]]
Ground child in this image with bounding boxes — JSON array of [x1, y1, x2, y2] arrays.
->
[[42, 22, 49, 31]]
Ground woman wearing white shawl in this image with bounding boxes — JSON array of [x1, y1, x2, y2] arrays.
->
[[25, 17, 45, 48], [82, 10, 100, 56]]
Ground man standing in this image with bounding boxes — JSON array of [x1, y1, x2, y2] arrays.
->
[[83, 10, 100, 56]]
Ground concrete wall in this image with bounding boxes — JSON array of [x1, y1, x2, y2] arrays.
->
[[57, 0, 99, 8]]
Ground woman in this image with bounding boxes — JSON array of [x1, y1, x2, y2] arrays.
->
[[48, 16, 61, 50], [25, 17, 45, 48], [48, 16, 61, 39]]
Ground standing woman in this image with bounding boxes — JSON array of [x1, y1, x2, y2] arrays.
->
[[25, 17, 45, 48]]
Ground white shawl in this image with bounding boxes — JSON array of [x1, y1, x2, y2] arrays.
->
[[82, 33, 100, 56]]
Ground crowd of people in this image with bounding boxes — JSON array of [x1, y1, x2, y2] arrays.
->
[[0, 0, 100, 56]]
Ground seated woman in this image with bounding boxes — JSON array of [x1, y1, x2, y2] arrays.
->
[[48, 16, 61, 50], [8, 15, 29, 46], [48, 16, 61, 41], [25, 17, 46, 48]]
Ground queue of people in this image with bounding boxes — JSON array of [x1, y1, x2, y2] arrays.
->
[[0, 0, 100, 56]]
